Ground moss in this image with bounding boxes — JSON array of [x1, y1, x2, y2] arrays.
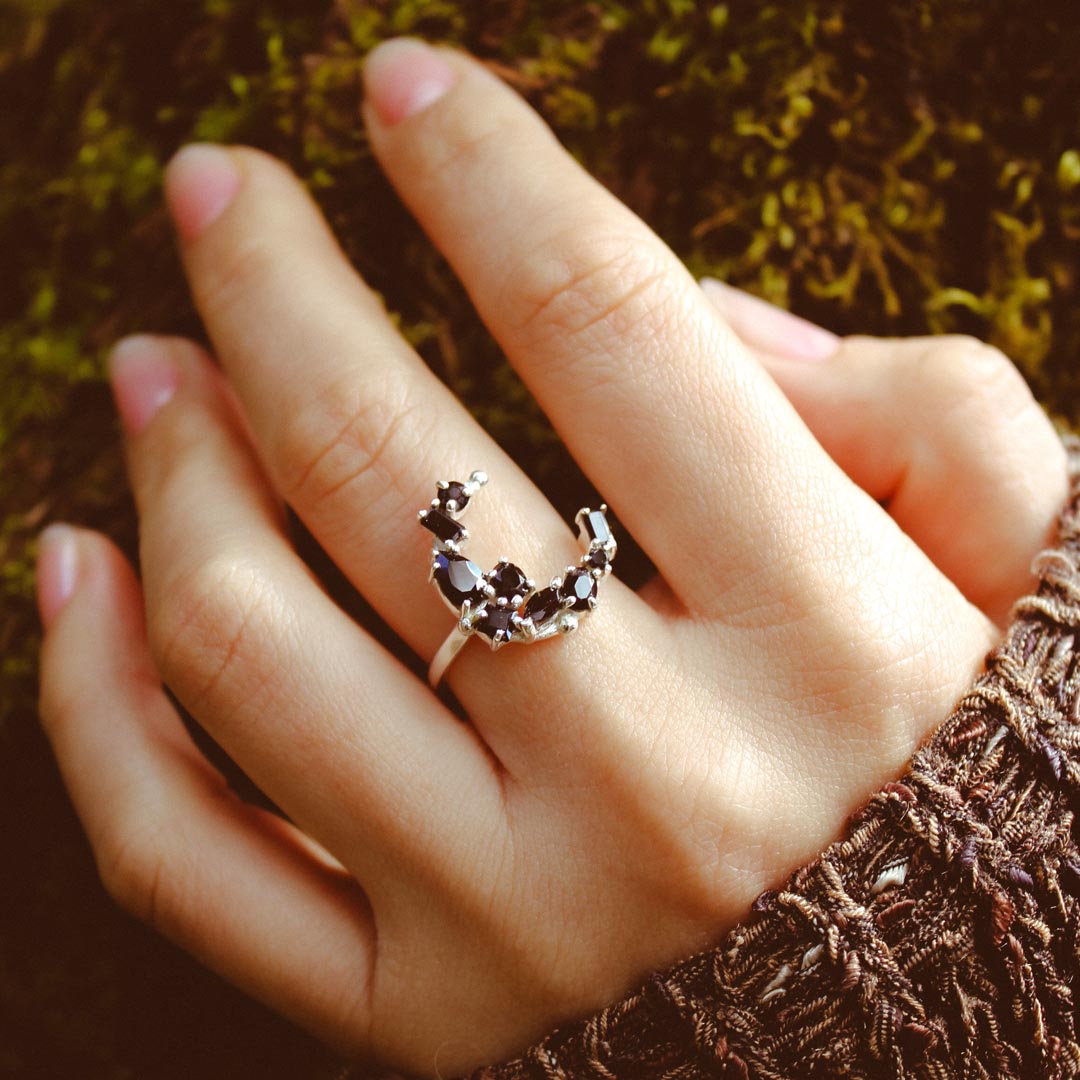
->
[[3, 1, 1080, 1073]]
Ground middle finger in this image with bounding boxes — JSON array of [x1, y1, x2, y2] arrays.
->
[[361, 40, 855, 616]]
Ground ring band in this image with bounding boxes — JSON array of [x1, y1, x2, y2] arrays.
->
[[419, 471, 617, 688]]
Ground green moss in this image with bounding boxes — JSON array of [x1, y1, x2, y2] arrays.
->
[[3, 1, 1080, 1073]]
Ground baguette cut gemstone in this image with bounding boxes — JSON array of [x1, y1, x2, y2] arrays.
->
[[436, 481, 470, 513], [433, 552, 485, 607], [421, 508, 465, 544], [523, 586, 561, 625], [583, 510, 611, 545], [561, 568, 597, 610]]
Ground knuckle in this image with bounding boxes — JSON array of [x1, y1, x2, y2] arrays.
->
[[920, 336, 1030, 422], [421, 110, 511, 186], [277, 371, 431, 515], [150, 555, 273, 710], [196, 232, 279, 324], [96, 813, 172, 930], [504, 229, 681, 360]]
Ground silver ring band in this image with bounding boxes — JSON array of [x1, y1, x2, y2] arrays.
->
[[419, 471, 617, 689]]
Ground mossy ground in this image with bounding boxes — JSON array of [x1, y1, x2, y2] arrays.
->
[[3, 1, 1080, 1075]]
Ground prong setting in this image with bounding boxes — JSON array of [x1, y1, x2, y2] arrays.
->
[[421, 476, 615, 654]]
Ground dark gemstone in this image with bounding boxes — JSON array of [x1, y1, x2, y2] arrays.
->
[[582, 509, 612, 545], [433, 553, 485, 607], [523, 586, 561, 625], [477, 605, 515, 640], [488, 560, 528, 600], [561, 568, 597, 611], [421, 508, 465, 544], [585, 548, 610, 571], [436, 481, 470, 514]]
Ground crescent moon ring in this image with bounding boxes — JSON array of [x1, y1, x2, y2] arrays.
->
[[418, 471, 617, 689]]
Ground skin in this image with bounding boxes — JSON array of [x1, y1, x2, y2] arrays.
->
[[36, 40, 1069, 1076]]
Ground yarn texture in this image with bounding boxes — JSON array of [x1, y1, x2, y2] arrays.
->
[[458, 437, 1080, 1079]]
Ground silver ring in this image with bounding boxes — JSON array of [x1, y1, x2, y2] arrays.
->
[[419, 471, 617, 688]]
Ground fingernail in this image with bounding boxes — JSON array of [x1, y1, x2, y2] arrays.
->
[[701, 278, 839, 361], [108, 335, 181, 437], [363, 38, 458, 126], [164, 143, 241, 243], [37, 524, 79, 629]]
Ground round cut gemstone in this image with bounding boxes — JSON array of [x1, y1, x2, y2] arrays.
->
[[433, 552, 485, 607], [436, 481, 470, 514], [561, 568, 597, 611], [477, 605, 515, 641], [585, 548, 610, 571], [523, 586, 561, 625], [488, 560, 528, 601]]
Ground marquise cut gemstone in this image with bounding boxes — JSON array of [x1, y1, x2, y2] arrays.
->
[[561, 568, 597, 611], [488, 560, 528, 600], [523, 586, 561, 625], [477, 605, 515, 640], [433, 553, 485, 607], [436, 481, 470, 513], [421, 508, 465, 544]]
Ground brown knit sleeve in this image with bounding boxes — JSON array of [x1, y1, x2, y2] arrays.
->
[[467, 436, 1080, 1080]]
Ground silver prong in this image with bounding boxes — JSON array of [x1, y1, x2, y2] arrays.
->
[[418, 508, 429, 521], [586, 596, 598, 611], [557, 611, 578, 634], [469, 470, 488, 487], [550, 576, 563, 589], [496, 597, 507, 607], [599, 503, 607, 513], [445, 500, 458, 513], [460, 527, 470, 541], [436, 479, 448, 490], [520, 618, 538, 640], [483, 583, 496, 599], [498, 554, 509, 564], [524, 578, 535, 591], [590, 567, 603, 579]]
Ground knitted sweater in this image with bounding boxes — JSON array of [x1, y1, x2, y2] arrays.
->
[[356, 439, 1080, 1080]]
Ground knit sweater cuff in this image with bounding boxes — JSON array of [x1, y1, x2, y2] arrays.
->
[[472, 436, 1080, 1080]]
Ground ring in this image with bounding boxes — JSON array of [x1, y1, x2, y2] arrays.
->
[[419, 471, 617, 688]]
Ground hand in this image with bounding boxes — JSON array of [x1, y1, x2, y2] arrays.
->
[[36, 39, 1067, 1075]]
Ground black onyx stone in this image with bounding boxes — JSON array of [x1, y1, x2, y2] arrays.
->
[[433, 553, 485, 607], [488, 560, 528, 600], [561, 568, 597, 611], [523, 586, 561, 625], [582, 509, 612, 545], [477, 605, 515, 641], [421, 508, 465, 544], [436, 481, 470, 513], [585, 548, 610, 571]]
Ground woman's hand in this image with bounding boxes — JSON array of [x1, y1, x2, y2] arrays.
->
[[36, 39, 1068, 1075]]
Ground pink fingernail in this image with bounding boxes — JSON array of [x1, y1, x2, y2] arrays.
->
[[164, 143, 241, 243], [363, 38, 458, 126], [108, 335, 181, 437], [37, 524, 80, 629], [701, 278, 839, 361]]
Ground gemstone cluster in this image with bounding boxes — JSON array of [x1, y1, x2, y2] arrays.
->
[[419, 471, 617, 651]]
